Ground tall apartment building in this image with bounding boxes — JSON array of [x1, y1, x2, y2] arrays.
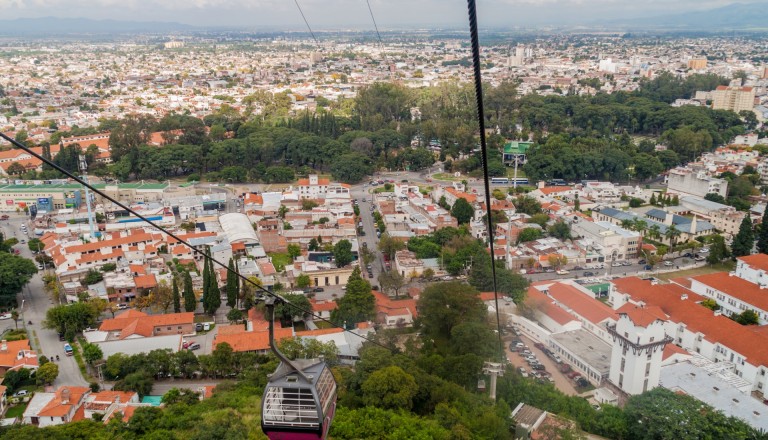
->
[[711, 86, 756, 114], [667, 167, 728, 199], [687, 58, 707, 69]]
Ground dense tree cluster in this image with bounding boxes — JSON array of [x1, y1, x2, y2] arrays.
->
[[0, 233, 37, 307]]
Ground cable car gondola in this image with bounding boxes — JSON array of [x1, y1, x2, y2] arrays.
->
[[261, 297, 337, 440]]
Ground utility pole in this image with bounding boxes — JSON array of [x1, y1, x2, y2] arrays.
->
[[483, 361, 504, 400]]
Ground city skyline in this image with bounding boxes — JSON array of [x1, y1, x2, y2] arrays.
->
[[0, 0, 765, 29]]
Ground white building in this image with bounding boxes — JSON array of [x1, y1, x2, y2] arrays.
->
[[667, 167, 728, 199], [607, 304, 671, 395], [571, 219, 641, 261], [687, 255, 768, 324]]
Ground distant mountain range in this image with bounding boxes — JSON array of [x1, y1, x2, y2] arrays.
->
[[612, 2, 768, 31], [0, 3, 767, 36], [0, 17, 197, 36]]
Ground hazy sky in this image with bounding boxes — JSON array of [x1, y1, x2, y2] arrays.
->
[[0, 0, 761, 28]]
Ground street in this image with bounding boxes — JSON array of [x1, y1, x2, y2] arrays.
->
[[1, 212, 88, 387]]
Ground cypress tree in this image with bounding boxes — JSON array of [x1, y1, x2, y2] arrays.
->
[[206, 257, 221, 315], [757, 209, 768, 254], [183, 271, 196, 312], [732, 216, 755, 258], [649, 193, 657, 206], [172, 276, 181, 313], [202, 255, 211, 312], [226, 258, 239, 308]]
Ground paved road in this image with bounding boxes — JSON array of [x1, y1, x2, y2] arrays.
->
[[351, 185, 385, 285], [2, 213, 88, 387]]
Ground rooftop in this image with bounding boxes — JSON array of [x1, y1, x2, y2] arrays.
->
[[551, 329, 612, 374]]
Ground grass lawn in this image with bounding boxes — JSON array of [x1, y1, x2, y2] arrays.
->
[[505, 168, 527, 178], [655, 261, 736, 281], [372, 187, 393, 194], [432, 172, 463, 181], [268, 252, 292, 271], [293, 321, 307, 332], [6, 402, 28, 418]]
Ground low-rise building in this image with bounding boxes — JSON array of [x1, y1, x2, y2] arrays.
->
[[667, 167, 728, 199]]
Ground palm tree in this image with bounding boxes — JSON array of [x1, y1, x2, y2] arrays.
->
[[648, 224, 661, 240], [634, 219, 648, 237], [11, 309, 19, 329], [621, 219, 634, 230], [664, 224, 681, 250]]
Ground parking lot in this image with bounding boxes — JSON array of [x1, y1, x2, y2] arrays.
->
[[504, 332, 578, 396]]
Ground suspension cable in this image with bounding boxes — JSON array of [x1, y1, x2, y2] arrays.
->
[[294, 0, 319, 46], [465, 0, 504, 354], [0, 132, 392, 352]]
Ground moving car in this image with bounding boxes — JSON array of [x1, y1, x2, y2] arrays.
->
[[556, 269, 569, 275], [664, 261, 674, 266], [64, 343, 74, 356]]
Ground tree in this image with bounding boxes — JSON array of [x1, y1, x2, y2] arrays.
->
[[82, 269, 104, 286], [331, 267, 375, 327], [624, 387, 755, 440], [518, 228, 543, 243], [296, 274, 311, 288], [529, 213, 550, 228], [6, 162, 27, 176], [547, 220, 571, 240], [203, 257, 221, 315], [287, 243, 301, 260], [36, 361, 59, 385], [700, 298, 719, 311], [274, 293, 312, 325], [378, 233, 405, 260], [418, 281, 487, 343], [10, 309, 19, 329], [183, 271, 196, 313], [707, 234, 730, 265], [734, 309, 759, 325], [308, 238, 319, 251], [172, 276, 181, 313], [333, 239, 354, 268], [514, 195, 542, 215], [225, 258, 239, 308], [82, 343, 104, 365], [469, 254, 529, 303], [663, 224, 681, 249], [331, 153, 374, 183], [151, 280, 174, 313], [757, 208, 768, 255], [450, 198, 474, 225], [114, 371, 154, 398], [0, 252, 38, 307], [44, 302, 101, 339], [226, 308, 243, 324], [378, 270, 406, 297], [27, 238, 44, 253], [731, 216, 754, 258], [361, 366, 418, 411]]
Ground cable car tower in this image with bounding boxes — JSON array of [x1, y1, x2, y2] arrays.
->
[[261, 296, 337, 440], [79, 154, 98, 240]]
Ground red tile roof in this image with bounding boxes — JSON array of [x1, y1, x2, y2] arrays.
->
[[616, 303, 668, 327], [613, 277, 768, 368], [98, 311, 194, 339], [215, 327, 293, 352], [738, 254, 768, 272], [692, 272, 768, 312], [525, 287, 579, 326], [546, 283, 619, 325]]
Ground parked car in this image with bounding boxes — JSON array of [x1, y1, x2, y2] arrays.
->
[[517, 367, 528, 377], [583, 271, 594, 277], [534, 342, 546, 350], [0, 313, 10, 320], [644, 264, 653, 270], [313, 287, 325, 293], [638, 259, 646, 265], [189, 343, 201, 351], [664, 261, 674, 266], [117, 303, 129, 310], [13, 390, 28, 397], [532, 364, 546, 371], [64, 343, 74, 356], [611, 262, 622, 267], [203, 322, 211, 331], [556, 269, 569, 275], [682, 252, 693, 258], [195, 323, 204, 332], [700, 247, 710, 253], [183, 340, 195, 349]]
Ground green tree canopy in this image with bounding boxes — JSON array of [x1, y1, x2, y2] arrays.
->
[[331, 267, 375, 327], [450, 198, 474, 225], [333, 239, 354, 268]]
